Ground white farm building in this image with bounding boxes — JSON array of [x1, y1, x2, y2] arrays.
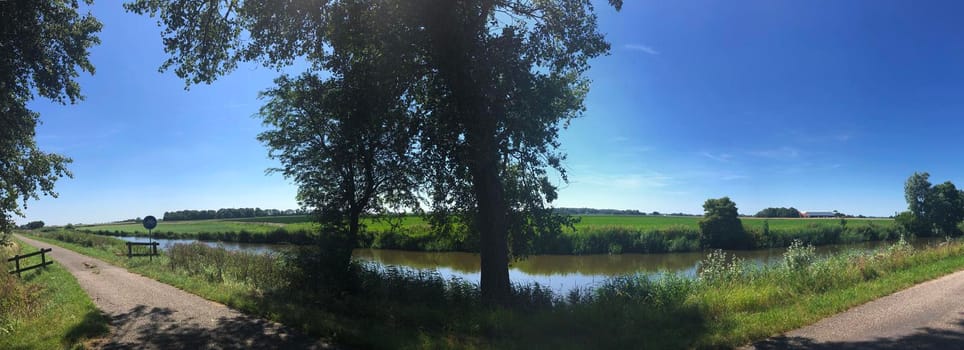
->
[[801, 211, 835, 218]]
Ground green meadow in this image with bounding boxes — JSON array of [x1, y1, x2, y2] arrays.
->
[[79, 215, 895, 234], [75, 215, 899, 254]]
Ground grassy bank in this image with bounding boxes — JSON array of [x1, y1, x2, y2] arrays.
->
[[23, 229, 964, 349], [0, 238, 109, 349], [75, 215, 900, 255]]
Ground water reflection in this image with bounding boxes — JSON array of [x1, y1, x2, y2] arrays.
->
[[114, 236, 285, 254], [111, 235, 940, 293]]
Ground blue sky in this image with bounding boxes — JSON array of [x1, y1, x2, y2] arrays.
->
[[19, 1, 964, 225]]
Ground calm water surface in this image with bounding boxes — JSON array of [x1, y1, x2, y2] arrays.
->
[[113, 236, 939, 293]]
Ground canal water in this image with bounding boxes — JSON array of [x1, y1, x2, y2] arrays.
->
[[113, 236, 936, 293]]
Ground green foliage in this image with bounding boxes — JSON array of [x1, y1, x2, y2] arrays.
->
[[0, 0, 101, 232], [699, 197, 751, 249], [168, 242, 287, 291], [23, 221, 44, 230], [900, 172, 964, 237], [126, 0, 622, 304], [697, 249, 745, 284], [895, 210, 927, 236], [905, 172, 932, 221], [163, 208, 306, 221], [783, 240, 816, 272], [928, 181, 964, 236], [754, 207, 802, 218]]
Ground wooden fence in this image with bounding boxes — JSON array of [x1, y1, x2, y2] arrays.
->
[[126, 242, 159, 258], [7, 248, 53, 277]]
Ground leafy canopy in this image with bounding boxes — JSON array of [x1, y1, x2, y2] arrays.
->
[[126, 0, 621, 303], [900, 172, 964, 237], [0, 0, 102, 232], [699, 197, 749, 249]]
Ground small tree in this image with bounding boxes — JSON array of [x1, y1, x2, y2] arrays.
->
[[699, 197, 750, 249], [25, 221, 45, 230]]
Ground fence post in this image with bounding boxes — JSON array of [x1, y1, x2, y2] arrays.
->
[[41, 250, 46, 269], [14, 255, 21, 278], [127, 242, 132, 258]]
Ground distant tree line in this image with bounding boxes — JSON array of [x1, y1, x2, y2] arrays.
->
[[19, 221, 45, 230], [162, 208, 307, 221], [556, 208, 646, 216], [754, 207, 802, 218]]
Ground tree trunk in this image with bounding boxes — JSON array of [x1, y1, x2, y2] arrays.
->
[[468, 137, 511, 306], [422, 0, 512, 306]]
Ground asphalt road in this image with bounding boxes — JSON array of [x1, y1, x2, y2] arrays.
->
[[15, 234, 329, 349], [748, 267, 964, 349]]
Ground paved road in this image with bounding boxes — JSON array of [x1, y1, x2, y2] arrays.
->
[[15, 234, 329, 349], [748, 268, 964, 349]]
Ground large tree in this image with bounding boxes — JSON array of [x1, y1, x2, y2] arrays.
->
[[926, 181, 963, 236], [125, 0, 620, 304], [900, 173, 964, 236], [257, 1, 422, 286], [0, 1, 102, 232]]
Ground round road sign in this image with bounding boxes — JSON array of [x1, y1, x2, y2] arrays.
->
[[143, 216, 157, 230]]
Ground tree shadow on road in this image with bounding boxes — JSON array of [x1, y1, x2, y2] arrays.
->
[[100, 304, 328, 349], [751, 314, 964, 349], [63, 309, 111, 346]]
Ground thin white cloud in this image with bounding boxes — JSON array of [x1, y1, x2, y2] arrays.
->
[[787, 129, 854, 143], [749, 146, 799, 159], [577, 171, 673, 190], [834, 133, 852, 142], [624, 44, 659, 55], [701, 151, 733, 163]]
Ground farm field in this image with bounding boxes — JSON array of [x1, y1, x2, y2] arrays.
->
[[79, 219, 317, 234], [572, 215, 894, 230], [77, 214, 895, 235]]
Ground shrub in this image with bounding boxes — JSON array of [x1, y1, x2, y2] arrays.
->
[[699, 197, 751, 249], [783, 239, 816, 272], [697, 249, 744, 284]]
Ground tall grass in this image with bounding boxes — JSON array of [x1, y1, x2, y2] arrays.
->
[[0, 238, 109, 349], [167, 243, 287, 291], [75, 216, 903, 255]]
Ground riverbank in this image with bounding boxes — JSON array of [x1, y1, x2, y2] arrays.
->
[[22, 230, 964, 348], [72, 215, 901, 255], [0, 238, 109, 349]]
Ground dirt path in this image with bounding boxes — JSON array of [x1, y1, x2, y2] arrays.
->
[[748, 268, 964, 349], [15, 234, 329, 349]]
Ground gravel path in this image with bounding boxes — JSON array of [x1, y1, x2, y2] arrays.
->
[[747, 268, 964, 349], [15, 234, 329, 349]]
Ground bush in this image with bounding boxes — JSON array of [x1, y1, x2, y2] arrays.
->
[[699, 197, 751, 249]]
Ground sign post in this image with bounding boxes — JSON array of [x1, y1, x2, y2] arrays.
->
[[142, 216, 157, 261]]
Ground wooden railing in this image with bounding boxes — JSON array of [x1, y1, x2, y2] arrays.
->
[[7, 248, 53, 277], [126, 242, 159, 258]]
